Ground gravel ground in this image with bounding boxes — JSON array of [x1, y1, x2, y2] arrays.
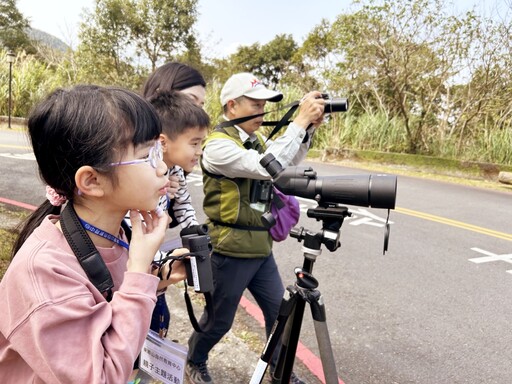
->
[[162, 284, 320, 384], [164, 284, 260, 383]]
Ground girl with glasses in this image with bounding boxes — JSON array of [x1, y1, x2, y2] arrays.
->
[[0, 85, 188, 383]]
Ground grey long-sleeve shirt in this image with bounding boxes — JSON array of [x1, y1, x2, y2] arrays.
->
[[201, 123, 315, 180]]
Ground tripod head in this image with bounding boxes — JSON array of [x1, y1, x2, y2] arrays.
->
[[290, 205, 351, 252]]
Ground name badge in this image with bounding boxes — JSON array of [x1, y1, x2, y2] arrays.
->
[[136, 330, 188, 384]]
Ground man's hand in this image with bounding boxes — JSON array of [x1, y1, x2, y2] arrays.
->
[[293, 91, 325, 130]]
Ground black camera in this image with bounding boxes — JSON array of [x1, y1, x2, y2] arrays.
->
[[260, 153, 396, 209], [249, 179, 274, 220], [180, 224, 214, 293], [250, 180, 273, 205], [321, 93, 349, 114], [250, 179, 280, 229]]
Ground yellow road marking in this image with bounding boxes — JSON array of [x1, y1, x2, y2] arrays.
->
[[395, 206, 512, 241]]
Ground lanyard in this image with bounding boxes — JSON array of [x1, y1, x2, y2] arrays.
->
[[78, 218, 130, 250]]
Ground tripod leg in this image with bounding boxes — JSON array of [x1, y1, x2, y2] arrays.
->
[[250, 289, 298, 384], [272, 289, 306, 384], [308, 291, 339, 384]]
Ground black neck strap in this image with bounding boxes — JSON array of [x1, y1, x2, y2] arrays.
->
[[264, 101, 299, 143], [60, 203, 114, 301], [216, 101, 299, 142], [184, 283, 215, 333]]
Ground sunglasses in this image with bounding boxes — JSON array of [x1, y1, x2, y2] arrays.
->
[[110, 140, 163, 169]]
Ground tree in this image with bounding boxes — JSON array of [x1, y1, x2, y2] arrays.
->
[[305, 0, 478, 154], [75, 0, 137, 86], [125, 0, 199, 71], [299, 18, 341, 91], [76, 0, 200, 86], [216, 34, 316, 90], [447, 12, 512, 162], [0, 0, 32, 52]]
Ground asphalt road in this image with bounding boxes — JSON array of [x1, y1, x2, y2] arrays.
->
[[1, 128, 511, 384]]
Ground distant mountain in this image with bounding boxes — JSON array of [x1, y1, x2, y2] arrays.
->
[[27, 28, 70, 52]]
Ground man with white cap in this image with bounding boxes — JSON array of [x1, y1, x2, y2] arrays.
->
[[185, 72, 325, 384]]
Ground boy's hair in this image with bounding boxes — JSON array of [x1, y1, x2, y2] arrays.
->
[[142, 62, 206, 99], [148, 90, 210, 140], [12, 84, 161, 257]]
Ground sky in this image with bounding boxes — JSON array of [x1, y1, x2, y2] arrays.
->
[[17, 0, 509, 58], [16, 0, 351, 56]]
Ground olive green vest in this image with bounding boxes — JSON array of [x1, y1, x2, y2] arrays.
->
[[201, 126, 272, 258]]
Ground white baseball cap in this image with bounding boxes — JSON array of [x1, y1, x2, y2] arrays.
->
[[220, 73, 283, 106]]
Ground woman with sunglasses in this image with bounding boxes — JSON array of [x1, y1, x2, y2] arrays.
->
[[0, 85, 188, 383]]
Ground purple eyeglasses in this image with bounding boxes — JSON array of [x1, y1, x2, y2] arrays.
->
[[110, 140, 163, 169]]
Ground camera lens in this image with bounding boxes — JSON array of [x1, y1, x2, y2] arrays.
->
[[324, 97, 348, 113]]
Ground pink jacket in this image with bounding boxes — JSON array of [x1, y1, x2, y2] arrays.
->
[[0, 215, 159, 383]]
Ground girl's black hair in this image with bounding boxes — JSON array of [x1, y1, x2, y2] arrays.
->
[[142, 62, 206, 99], [11, 85, 161, 258]]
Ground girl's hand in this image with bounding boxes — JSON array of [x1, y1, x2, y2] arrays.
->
[[127, 209, 170, 273]]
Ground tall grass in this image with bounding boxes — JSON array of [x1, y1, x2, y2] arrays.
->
[[312, 111, 511, 166], [3, 50, 510, 166], [313, 112, 408, 153], [0, 51, 63, 118]]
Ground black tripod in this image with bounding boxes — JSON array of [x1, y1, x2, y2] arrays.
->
[[250, 205, 350, 384]]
